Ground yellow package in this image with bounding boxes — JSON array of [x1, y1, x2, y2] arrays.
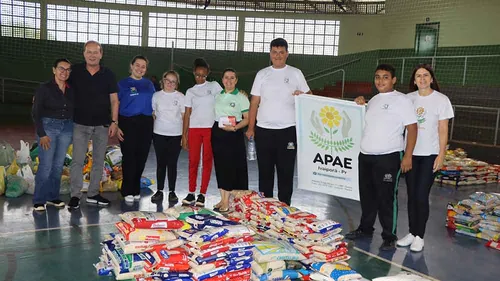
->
[[66, 144, 73, 157], [0, 166, 6, 195], [6, 159, 19, 175]]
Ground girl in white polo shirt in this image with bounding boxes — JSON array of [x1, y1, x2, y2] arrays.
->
[[211, 68, 250, 212], [182, 58, 223, 207], [151, 71, 185, 203], [397, 64, 454, 252]]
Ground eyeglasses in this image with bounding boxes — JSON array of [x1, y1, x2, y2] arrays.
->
[[57, 66, 72, 73], [194, 74, 207, 79], [163, 78, 178, 84]]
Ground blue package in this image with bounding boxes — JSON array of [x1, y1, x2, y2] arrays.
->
[[227, 250, 253, 258]]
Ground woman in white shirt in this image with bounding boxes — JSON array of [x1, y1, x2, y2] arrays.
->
[[397, 64, 454, 252], [182, 58, 223, 207], [151, 71, 185, 203]]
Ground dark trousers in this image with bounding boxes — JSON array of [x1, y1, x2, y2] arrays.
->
[[358, 152, 402, 241], [211, 123, 248, 191], [119, 115, 153, 197], [255, 126, 297, 206], [405, 155, 437, 238], [153, 134, 182, 192]]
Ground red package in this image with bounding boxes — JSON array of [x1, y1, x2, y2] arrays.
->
[[194, 235, 254, 251], [150, 248, 190, 272], [486, 240, 500, 251], [200, 274, 227, 281], [226, 268, 251, 279]]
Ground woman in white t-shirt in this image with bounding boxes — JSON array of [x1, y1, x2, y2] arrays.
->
[[151, 71, 185, 203], [397, 64, 454, 252], [181, 58, 223, 207]]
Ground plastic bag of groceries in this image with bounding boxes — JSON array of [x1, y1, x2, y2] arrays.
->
[[0, 141, 15, 166], [18, 165, 35, 195], [0, 166, 6, 195], [16, 140, 31, 165], [5, 174, 28, 198]]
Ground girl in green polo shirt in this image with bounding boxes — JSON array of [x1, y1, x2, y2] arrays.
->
[[211, 68, 250, 212]]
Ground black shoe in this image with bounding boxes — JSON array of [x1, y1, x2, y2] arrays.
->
[[345, 228, 373, 240], [168, 191, 178, 202], [33, 204, 46, 212], [151, 191, 164, 202], [46, 199, 65, 208], [68, 197, 80, 209], [195, 194, 205, 207], [86, 194, 110, 206], [380, 239, 397, 251], [182, 193, 196, 205]]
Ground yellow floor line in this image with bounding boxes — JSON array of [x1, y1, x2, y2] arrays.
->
[[353, 246, 440, 281], [0, 222, 116, 236]]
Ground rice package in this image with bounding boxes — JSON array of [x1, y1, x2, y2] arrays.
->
[[149, 248, 190, 272], [120, 211, 184, 229], [252, 239, 305, 263], [104, 242, 155, 280], [310, 262, 362, 281], [115, 221, 176, 242], [114, 233, 183, 254], [251, 260, 286, 276]]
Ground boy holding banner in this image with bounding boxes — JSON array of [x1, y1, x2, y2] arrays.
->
[[345, 64, 417, 251]]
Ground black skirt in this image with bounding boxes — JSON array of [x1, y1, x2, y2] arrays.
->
[[211, 122, 249, 191]]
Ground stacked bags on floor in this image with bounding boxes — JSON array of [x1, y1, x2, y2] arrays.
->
[[94, 211, 189, 280], [446, 192, 500, 249]]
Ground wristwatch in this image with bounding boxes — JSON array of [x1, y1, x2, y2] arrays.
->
[[111, 120, 118, 125]]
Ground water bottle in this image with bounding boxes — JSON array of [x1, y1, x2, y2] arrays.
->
[[247, 137, 257, 161]]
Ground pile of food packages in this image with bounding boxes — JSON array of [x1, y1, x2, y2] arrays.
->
[[0, 140, 153, 198], [435, 148, 500, 186], [94, 191, 366, 281], [446, 191, 500, 251]]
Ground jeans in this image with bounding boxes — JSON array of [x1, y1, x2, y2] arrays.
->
[[33, 118, 73, 204], [70, 123, 108, 198]]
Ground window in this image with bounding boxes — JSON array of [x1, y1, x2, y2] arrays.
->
[[244, 17, 340, 56], [46, 4, 142, 46], [0, 0, 41, 39], [84, 0, 198, 9], [148, 13, 238, 51]]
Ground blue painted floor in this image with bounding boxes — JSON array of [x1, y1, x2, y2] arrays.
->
[[1, 148, 499, 281]]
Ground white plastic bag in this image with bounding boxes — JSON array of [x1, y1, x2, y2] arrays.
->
[[16, 140, 31, 165], [18, 165, 35, 194]]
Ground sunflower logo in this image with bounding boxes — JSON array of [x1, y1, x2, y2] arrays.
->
[[310, 105, 354, 154]]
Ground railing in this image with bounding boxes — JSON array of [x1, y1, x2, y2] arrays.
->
[[377, 54, 500, 85], [307, 69, 346, 98], [450, 105, 500, 146], [0, 77, 41, 104]]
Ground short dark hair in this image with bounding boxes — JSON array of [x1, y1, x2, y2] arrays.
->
[[375, 64, 396, 78], [83, 40, 103, 53], [409, 64, 441, 92], [222, 68, 237, 79], [193, 58, 210, 72], [270, 38, 288, 51], [53, 58, 71, 68], [130, 55, 149, 65]]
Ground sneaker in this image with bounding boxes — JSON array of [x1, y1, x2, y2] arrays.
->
[[345, 228, 373, 240], [68, 197, 80, 209], [86, 194, 110, 206], [80, 186, 88, 193], [124, 195, 134, 203], [151, 191, 164, 202], [397, 233, 415, 247], [33, 204, 46, 212], [380, 239, 397, 251], [168, 191, 178, 202], [195, 194, 205, 207], [46, 199, 65, 208], [410, 236, 424, 252], [182, 193, 196, 205], [134, 195, 141, 201]]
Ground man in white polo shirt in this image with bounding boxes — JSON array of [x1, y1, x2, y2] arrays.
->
[[345, 64, 418, 251], [246, 38, 311, 206]]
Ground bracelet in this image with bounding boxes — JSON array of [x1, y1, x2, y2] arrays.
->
[[233, 126, 237, 132]]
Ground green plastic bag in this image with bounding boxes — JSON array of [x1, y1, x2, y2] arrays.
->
[[60, 175, 71, 195], [30, 145, 39, 162], [5, 174, 28, 198], [0, 141, 15, 166]]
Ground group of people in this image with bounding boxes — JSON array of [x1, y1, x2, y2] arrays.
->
[[31, 38, 453, 253], [31, 38, 309, 214]]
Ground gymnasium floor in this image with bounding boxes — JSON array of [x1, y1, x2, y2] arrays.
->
[[0, 125, 499, 281]]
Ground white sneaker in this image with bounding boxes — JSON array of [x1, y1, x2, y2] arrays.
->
[[134, 195, 141, 201], [410, 236, 424, 252], [124, 195, 134, 203], [397, 233, 415, 247], [80, 187, 88, 193]]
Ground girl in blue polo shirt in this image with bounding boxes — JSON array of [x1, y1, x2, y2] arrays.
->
[[117, 55, 156, 203], [211, 68, 250, 212]]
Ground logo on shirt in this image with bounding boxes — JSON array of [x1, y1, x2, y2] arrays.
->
[[130, 87, 138, 96], [284, 77, 290, 84], [230, 102, 236, 108], [310, 105, 354, 154], [173, 100, 178, 106], [287, 142, 295, 150], [383, 174, 393, 182], [416, 106, 426, 124], [381, 104, 389, 110]]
